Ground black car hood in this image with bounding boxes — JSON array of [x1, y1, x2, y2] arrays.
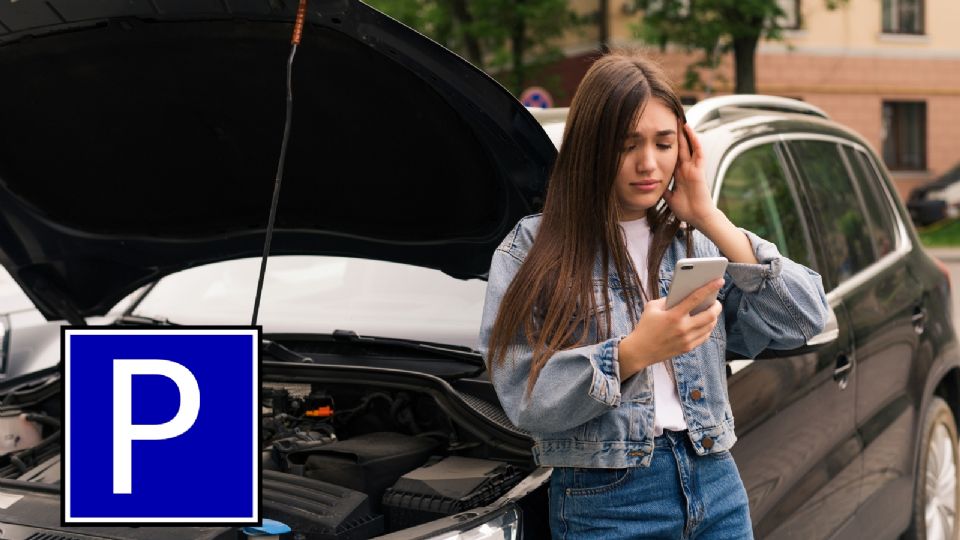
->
[[0, 0, 554, 321]]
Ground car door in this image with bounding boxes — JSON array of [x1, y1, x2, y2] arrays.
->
[[784, 136, 923, 538], [836, 144, 922, 539], [714, 139, 862, 539]]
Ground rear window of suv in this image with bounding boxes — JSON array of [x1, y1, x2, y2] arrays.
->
[[841, 145, 899, 259]]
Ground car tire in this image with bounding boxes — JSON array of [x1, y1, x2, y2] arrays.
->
[[907, 396, 960, 540]]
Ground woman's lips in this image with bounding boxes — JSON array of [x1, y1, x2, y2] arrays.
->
[[629, 180, 661, 192]]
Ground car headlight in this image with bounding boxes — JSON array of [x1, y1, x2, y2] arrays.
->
[[429, 505, 521, 540]]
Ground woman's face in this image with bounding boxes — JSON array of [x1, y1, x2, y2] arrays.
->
[[613, 98, 679, 220]]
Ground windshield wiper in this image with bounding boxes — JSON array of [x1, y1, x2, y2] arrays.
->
[[329, 329, 485, 367], [262, 339, 314, 364], [113, 314, 177, 326], [263, 330, 485, 369]]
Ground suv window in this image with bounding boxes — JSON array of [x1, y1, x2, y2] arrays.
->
[[717, 143, 812, 269], [841, 146, 898, 258], [788, 140, 875, 287]]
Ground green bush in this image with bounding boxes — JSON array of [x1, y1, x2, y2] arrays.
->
[[918, 218, 960, 247]]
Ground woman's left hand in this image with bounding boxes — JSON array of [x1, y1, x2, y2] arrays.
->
[[663, 122, 718, 228]]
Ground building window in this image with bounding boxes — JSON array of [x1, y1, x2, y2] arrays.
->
[[883, 0, 924, 34], [882, 101, 926, 171], [777, 0, 801, 30]]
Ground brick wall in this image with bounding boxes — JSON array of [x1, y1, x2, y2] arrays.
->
[[538, 50, 960, 200]]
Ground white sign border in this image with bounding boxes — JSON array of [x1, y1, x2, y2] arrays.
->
[[63, 327, 260, 524]]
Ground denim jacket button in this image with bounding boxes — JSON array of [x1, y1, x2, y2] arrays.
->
[[690, 389, 703, 401], [702, 436, 715, 449]]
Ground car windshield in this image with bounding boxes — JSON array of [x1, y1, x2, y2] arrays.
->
[[129, 256, 488, 350], [0, 267, 34, 313]]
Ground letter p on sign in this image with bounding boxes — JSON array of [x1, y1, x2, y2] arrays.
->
[[112, 359, 201, 494], [63, 327, 260, 525]]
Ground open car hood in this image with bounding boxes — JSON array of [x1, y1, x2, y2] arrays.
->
[[0, 0, 554, 321]]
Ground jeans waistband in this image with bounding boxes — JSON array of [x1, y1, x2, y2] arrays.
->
[[654, 429, 690, 449]]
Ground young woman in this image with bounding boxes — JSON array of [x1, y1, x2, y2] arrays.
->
[[478, 51, 830, 539]]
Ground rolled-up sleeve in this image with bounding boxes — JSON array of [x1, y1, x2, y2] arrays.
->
[[478, 247, 623, 434], [721, 229, 830, 359]]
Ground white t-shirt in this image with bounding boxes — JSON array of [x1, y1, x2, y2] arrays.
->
[[619, 217, 688, 436]]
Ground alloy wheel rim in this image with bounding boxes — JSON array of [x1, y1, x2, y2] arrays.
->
[[924, 423, 957, 540]]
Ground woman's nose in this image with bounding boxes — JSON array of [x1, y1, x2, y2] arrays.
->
[[637, 145, 657, 173]]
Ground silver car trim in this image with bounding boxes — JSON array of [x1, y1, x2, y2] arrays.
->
[[807, 305, 840, 346], [686, 96, 829, 128]]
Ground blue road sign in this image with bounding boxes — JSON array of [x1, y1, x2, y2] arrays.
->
[[63, 327, 260, 525], [521, 86, 554, 109]]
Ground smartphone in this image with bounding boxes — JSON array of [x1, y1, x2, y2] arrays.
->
[[665, 257, 728, 314]]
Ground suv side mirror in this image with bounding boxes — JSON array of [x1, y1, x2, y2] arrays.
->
[[738, 305, 840, 360]]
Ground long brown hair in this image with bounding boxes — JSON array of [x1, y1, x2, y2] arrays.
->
[[487, 50, 691, 396]]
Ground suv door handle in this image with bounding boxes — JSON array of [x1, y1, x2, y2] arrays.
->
[[912, 306, 926, 335], [833, 354, 852, 391]]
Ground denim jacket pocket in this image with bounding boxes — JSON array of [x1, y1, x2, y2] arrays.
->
[[567, 285, 614, 342], [657, 270, 673, 299], [569, 284, 612, 318]]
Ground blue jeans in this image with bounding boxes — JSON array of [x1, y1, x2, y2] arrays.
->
[[548, 430, 753, 539]]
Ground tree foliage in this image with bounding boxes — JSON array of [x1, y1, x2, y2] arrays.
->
[[366, 0, 584, 96], [630, 0, 845, 93]]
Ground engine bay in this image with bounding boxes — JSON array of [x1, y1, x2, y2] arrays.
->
[[258, 380, 530, 537], [0, 368, 539, 539]]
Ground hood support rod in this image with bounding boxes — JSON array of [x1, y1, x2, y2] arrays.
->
[[251, 0, 308, 326]]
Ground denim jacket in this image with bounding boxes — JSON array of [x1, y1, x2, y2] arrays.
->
[[477, 213, 829, 468]]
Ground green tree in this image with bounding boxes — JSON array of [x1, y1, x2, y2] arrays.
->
[[630, 0, 845, 93], [367, 0, 584, 96]]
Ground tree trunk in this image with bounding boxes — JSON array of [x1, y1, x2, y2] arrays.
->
[[599, 0, 609, 52], [447, 0, 484, 69], [732, 33, 759, 94], [511, 1, 527, 94]]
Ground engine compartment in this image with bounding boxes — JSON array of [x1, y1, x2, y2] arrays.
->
[[259, 381, 530, 537], [0, 369, 538, 539]]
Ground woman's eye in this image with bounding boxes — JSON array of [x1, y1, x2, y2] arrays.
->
[[623, 144, 636, 152], [657, 143, 673, 150]]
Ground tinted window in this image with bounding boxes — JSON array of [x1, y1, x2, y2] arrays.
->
[[789, 140, 875, 287], [717, 143, 811, 268], [842, 146, 898, 258]]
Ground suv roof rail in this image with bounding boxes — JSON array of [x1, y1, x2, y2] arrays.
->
[[685, 95, 829, 128]]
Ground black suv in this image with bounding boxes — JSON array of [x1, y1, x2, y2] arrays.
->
[[0, 1, 956, 539], [689, 96, 957, 539], [535, 96, 958, 539]]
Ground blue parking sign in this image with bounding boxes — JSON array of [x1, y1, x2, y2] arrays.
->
[[63, 327, 260, 525]]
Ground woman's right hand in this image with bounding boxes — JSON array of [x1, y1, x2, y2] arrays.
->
[[618, 278, 724, 381]]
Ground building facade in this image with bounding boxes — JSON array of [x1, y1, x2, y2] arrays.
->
[[542, 0, 960, 199]]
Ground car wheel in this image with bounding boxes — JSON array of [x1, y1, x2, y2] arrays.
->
[[908, 396, 960, 540]]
